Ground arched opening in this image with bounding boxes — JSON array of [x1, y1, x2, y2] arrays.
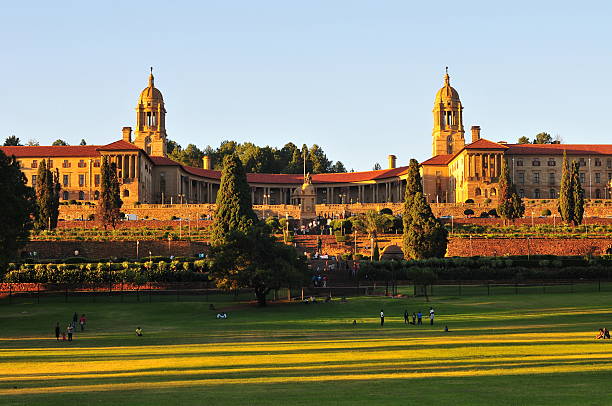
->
[[475, 187, 481, 196], [94, 190, 100, 200], [62, 191, 69, 200], [123, 189, 130, 198], [490, 188, 497, 196]]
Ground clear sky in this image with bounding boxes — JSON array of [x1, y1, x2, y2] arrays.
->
[[1, 1, 610, 171]]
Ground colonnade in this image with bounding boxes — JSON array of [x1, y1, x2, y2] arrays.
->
[[465, 152, 503, 179]]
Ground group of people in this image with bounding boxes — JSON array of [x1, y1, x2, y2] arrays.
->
[[595, 328, 611, 339], [54, 312, 87, 342], [379, 307, 435, 326]]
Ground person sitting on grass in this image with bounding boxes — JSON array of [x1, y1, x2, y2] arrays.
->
[[604, 328, 611, 339], [135, 327, 143, 337], [596, 328, 604, 339]]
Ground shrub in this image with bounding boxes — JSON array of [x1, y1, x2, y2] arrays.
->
[[380, 208, 393, 215], [488, 209, 498, 217], [69, 200, 77, 205], [479, 212, 490, 218], [541, 209, 552, 216], [465, 199, 474, 203], [484, 198, 492, 204], [464, 209, 474, 216]]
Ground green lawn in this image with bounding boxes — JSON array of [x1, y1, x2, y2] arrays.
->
[[1, 291, 612, 405]]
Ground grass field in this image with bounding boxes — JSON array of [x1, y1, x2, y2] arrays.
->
[[1, 291, 612, 405]]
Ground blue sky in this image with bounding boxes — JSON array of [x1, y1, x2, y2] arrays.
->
[[1, 1, 610, 170]]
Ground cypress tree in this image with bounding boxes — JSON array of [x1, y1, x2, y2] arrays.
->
[[570, 160, 584, 226], [497, 159, 524, 224], [211, 154, 258, 245], [403, 192, 448, 259], [34, 159, 60, 230], [558, 152, 573, 224], [98, 157, 123, 229], [402, 159, 423, 230]]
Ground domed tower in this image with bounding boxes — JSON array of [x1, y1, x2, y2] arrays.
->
[[432, 68, 465, 156], [133, 68, 167, 156]]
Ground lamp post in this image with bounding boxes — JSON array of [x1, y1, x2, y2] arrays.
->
[[136, 240, 139, 260]]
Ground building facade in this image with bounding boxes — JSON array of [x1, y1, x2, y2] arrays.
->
[[1, 71, 611, 208]]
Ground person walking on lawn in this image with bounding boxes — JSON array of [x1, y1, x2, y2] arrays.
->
[[429, 307, 435, 325], [380, 309, 385, 327], [54, 322, 60, 341], [417, 311, 423, 325], [404, 310, 409, 324]]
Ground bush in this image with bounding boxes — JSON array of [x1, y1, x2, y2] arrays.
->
[[464, 209, 474, 216], [380, 208, 393, 215], [488, 209, 498, 217], [541, 209, 552, 216], [484, 198, 492, 204], [465, 199, 474, 204], [479, 212, 490, 218], [69, 200, 77, 205]]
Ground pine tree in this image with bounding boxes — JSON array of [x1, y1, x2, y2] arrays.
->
[[98, 157, 123, 229], [558, 152, 573, 224], [570, 160, 584, 226], [34, 160, 61, 230], [211, 154, 258, 245], [403, 192, 448, 259], [0, 150, 35, 264], [372, 241, 380, 261], [497, 159, 524, 224]]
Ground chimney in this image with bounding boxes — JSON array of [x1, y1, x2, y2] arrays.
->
[[471, 126, 481, 143], [122, 127, 132, 143], [388, 154, 397, 169], [202, 155, 211, 170]]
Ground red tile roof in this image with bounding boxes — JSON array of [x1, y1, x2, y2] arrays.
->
[[506, 144, 612, 155], [149, 156, 181, 166], [465, 139, 509, 150], [421, 154, 454, 165], [0, 145, 101, 158], [98, 140, 142, 151]]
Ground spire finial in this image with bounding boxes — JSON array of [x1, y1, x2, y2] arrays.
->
[[444, 66, 450, 85], [148, 67, 154, 87]]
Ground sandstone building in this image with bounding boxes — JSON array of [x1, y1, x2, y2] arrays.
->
[[1, 71, 611, 207]]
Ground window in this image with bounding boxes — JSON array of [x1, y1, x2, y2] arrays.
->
[[518, 188, 525, 197], [62, 191, 69, 200], [595, 189, 601, 198], [93, 160, 101, 168], [31, 175, 37, 185], [595, 173, 601, 184], [547, 159, 556, 166], [579, 158, 586, 167], [607, 159, 612, 169], [532, 159, 541, 166], [534, 189, 541, 198], [79, 174, 85, 187], [518, 172, 525, 184], [94, 174, 100, 186], [63, 175, 69, 187], [78, 191, 84, 200], [62, 160, 71, 168], [78, 159, 86, 168], [533, 172, 540, 184], [548, 172, 555, 185], [595, 159, 602, 167], [579, 172, 586, 184], [550, 189, 556, 198], [123, 189, 130, 198], [516, 160, 523, 167], [31, 160, 38, 168], [94, 190, 100, 200]]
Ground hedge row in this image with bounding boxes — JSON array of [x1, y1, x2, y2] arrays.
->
[[2, 260, 211, 284]]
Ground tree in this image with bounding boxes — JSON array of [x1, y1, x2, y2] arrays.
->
[[373, 162, 382, 171], [517, 136, 530, 144], [403, 192, 448, 259], [210, 154, 258, 245], [402, 159, 423, 230], [533, 132, 553, 144], [0, 150, 35, 265], [351, 210, 393, 259], [52, 139, 69, 146], [330, 161, 347, 173], [210, 227, 307, 306], [557, 153, 583, 226], [97, 157, 123, 229], [79, 139, 87, 146], [26, 139, 40, 146], [3, 135, 21, 146], [497, 159, 524, 224], [34, 160, 61, 230], [570, 161, 584, 225]]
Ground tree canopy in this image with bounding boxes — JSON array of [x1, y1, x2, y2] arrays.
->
[[3, 135, 21, 146], [517, 136, 530, 144], [0, 150, 35, 265], [210, 227, 307, 306], [210, 154, 259, 245], [558, 153, 584, 226], [497, 158, 524, 223], [167, 139, 346, 174], [52, 139, 69, 146]]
